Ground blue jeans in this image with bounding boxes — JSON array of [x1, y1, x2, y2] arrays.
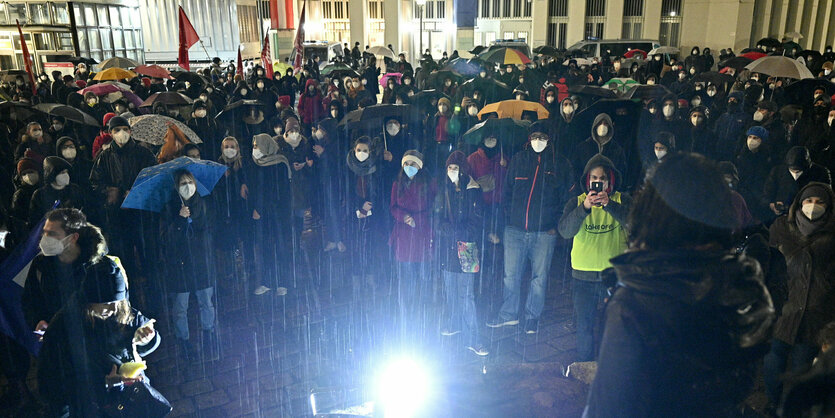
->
[[572, 278, 608, 361], [497, 227, 558, 321], [443, 270, 478, 345], [171, 287, 216, 341], [763, 339, 818, 404]]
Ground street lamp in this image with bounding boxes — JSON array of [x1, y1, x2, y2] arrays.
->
[[416, 0, 426, 63]]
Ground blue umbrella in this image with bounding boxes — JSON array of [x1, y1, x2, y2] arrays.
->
[[442, 58, 484, 76], [121, 157, 227, 212]]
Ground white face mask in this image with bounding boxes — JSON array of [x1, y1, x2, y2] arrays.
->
[[253, 149, 265, 160], [647, 80, 656, 85], [257, 82, 264, 89], [222, 148, 238, 158], [691, 98, 701, 107], [240, 89, 248, 96], [199, 95, 208, 102], [438, 105, 448, 113], [447, 168, 459, 183], [87, 98, 98, 105], [112, 131, 130, 146], [649, 107, 657, 115], [691, 116, 704, 126], [828, 116, 835, 126], [39, 235, 70, 256], [53, 123, 63, 131], [707, 89, 716, 97], [655, 149, 667, 160], [195, 110, 207, 118], [386, 123, 401, 136], [54, 172, 70, 188], [484, 137, 497, 148], [22, 173, 39, 185], [596, 124, 609, 137], [274, 127, 283, 135], [352, 81, 361, 89], [802, 202, 826, 221], [530, 139, 547, 153], [663, 105, 675, 118], [179, 182, 196, 199], [31, 130, 43, 139], [790, 169, 803, 180], [61, 147, 77, 160], [331, 110, 339, 118], [467, 107, 478, 117], [314, 130, 325, 140], [445, 81, 452, 87], [362, 79, 367, 85], [689, 68, 696, 75], [404, 79, 411, 85], [355, 150, 369, 162], [286, 132, 301, 145], [826, 69, 832, 75], [753, 111, 765, 122], [546, 96, 555, 104], [480, 71, 487, 78], [747, 138, 762, 151]]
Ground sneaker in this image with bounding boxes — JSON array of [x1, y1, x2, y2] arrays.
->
[[254, 285, 271, 295], [486, 317, 519, 328], [441, 329, 461, 336], [467, 344, 490, 356], [337, 241, 346, 252], [524, 319, 539, 334], [275, 287, 288, 296], [324, 242, 337, 252]]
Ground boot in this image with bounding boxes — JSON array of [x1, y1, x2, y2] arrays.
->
[[177, 339, 193, 362]]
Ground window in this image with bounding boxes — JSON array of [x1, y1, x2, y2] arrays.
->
[[492, 0, 500, 17], [369, 0, 383, 19], [502, 0, 510, 17], [623, 0, 643, 16], [504, 31, 514, 39], [546, 22, 568, 48], [481, 0, 489, 17], [0, 4, 7, 24], [100, 28, 111, 51], [585, 22, 604, 39], [124, 30, 134, 48], [52, 3, 70, 24], [57, 32, 73, 50], [83, 4, 95, 25], [485, 31, 496, 44], [8, 3, 26, 23], [424, 0, 434, 18], [661, 0, 681, 16], [517, 31, 528, 42], [585, 0, 605, 16], [34, 33, 52, 49], [96, 5, 109, 26], [121, 7, 132, 28], [323, 1, 332, 19], [513, 0, 521, 16], [549, 0, 568, 16], [436, 0, 445, 19], [109, 6, 121, 26], [524, 0, 531, 16], [29, 3, 49, 24]]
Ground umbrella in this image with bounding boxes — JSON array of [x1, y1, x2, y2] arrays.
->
[[691, 71, 736, 88], [173, 72, 210, 86], [442, 58, 484, 76], [321, 63, 358, 79], [798, 50, 823, 62], [93, 67, 137, 81], [756, 38, 782, 49], [567, 85, 619, 99], [563, 58, 593, 67], [99, 57, 138, 70], [66, 56, 97, 65], [469, 46, 487, 55], [623, 49, 647, 59], [339, 104, 417, 128], [622, 84, 672, 100], [532, 46, 560, 57], [121, 157, 227, 212], [427, 70, 464, 87], [718, 56, 753, 71], [214, 100, 264, 121], [605, 77, 639, 94], [273, 61, 292, 76], [409, 89, 451, 109], [648, 46, 680, 56], [367, 46, 396, 60], [479, 47, 531, 66], [128, 114, 202, 145], [134, 64, 172, 79], [380, 72, 403, 87], [459, 78, 512, 101], [740, 51, 768, 61], [745, 56, 814, 79], [79, 82, 144, 108], [462, 118, 532, 146], [0, 101, 34, 120], [0, 70, 27, 82], [783, 79, 835, 104], [784, 31, 803, 40], [140, 92, 194, 108], [33, 103, 100, 127], [477, 100, 549, 120]]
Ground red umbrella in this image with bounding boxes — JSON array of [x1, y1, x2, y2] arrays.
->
[[740, 51, 767, 61], [380, 72, 403, 88], [624, 49, 647, 59], [134, 64, 172, 79]]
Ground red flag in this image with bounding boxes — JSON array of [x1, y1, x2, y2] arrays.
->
[[261, 34, 274, 80], [15, 20, 36, 96], [236, 48, 243, 78], [292, 1, 306, 72], [177, 7, 200, 71]]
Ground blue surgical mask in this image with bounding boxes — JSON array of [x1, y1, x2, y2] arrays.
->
[[404, 165, 418, 179]]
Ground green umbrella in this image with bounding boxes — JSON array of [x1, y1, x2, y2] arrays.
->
[[605, 77, 639, 94]]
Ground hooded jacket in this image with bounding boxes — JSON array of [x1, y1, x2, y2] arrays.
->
[[769, 182, 835, 345], [558, 154, 631, 279], [89, 137, 157, 205], [56, 136, 93, 190], [587, 249, 774, 417], [763, 147, 832, 210], [503, 137, 573, 232], [435, 152, 483, 273], [29, 157, 87, 224], [297, 79, 325, 124], [571, 113, 627, 182], [161, 188, 214, 293]]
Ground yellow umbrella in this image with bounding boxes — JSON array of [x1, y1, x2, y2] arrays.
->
[[477, 99, 549, 120], [273, 61, 292, 76], [93, 67, 137, 81]]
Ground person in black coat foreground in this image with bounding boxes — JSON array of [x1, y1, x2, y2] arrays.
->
[[585, 153, 775, 417]]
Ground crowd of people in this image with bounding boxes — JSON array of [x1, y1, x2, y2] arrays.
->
[[0, 41, 834, 416]]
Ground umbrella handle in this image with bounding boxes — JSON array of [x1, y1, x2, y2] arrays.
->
[[383, 129, 388, 151]]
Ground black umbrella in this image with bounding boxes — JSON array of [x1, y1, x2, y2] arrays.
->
[[339, 104, 418, 128], [427, 70, 464, 88], [718, 56, 753, 71], [568, 85, 620, 99], [321, 64, 360, 79], [798, 50, 823, 62], [65, 56, 98, 65], [691, 71, 736, 89], [410, 89, 450, 108], [783, 78, 835, 104], [469, 46, 487, 55], [756, 38, 782, 49], [140, 92, 194, 108], [459, 78, 512, 101], [33, 103, 100, 127], [442, 58, 484, 76], [622, 84, 672, 100], [172, 71, 210, 86], [214, 99, 264, 121], [0, 101, 34, 120], [532, 46, 560, 57], [462, 118, 531, 147]]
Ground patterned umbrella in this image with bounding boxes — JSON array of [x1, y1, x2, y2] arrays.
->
[[128, 114, 202, 145], [93, 67, 137, 81], [122, 157, 227, 212], [79, 82, 144, 109], [479, 47, 531, 65], [99, 57, 138, 70]]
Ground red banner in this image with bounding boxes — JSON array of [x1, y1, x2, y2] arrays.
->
[[236, 48, 243, 78], [177, 7, 200, 71], [285, 0, 295, 30], [261, 34, 274, 79], [292, 1, 306, 72], [15, 20, 36, 96]]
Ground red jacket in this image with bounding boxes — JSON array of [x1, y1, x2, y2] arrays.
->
[[297, 79, 325, 124], [467, 148, 507, 205], [389, 178, 435, 263]]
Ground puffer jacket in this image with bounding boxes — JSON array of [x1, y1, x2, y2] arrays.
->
[[587, 249, 775, 417]]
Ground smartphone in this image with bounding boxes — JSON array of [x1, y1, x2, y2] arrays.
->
[[33, 330, 45, 336], [591, 181, 603, 193]]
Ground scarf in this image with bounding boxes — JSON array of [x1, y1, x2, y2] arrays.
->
[[795, 211, 827, 237], [252, 133, 291, 173], [346, 150, 377, 176]]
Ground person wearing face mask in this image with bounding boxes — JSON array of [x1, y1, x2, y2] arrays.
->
[[425, 97, 457, 173], [91, 112, 117, 160], [434, 151, 488, 356], [713, 91, 749, 162], [278, 68, 299, 105], [454, 97, 480, 144], [794, 98, 832, 155], [310, 119, 346, 253], [55, 136, 92, 193], [638, 131, 676, 182], [10, 156, 42, 223], [89, 116, 158, 293], [764, 146, 832, 220], [399, 74, 417, 96], [28, 156, 87, 225], [683, 106, 713, 155], [542, 86, 560, 118], [488, 122, 572, 333], [466, 132, 507, 286], [322, 81, 349, 116], [160, 170, 218, 360], [14, 121, 54, 161], [819, 61, 834, 79], [381, 78, 400, 104], [735, 126, 774, 221], [346, 76, 372, 111], [47, 116, 70, 140], [81, 91, 106, 121], [765, 182, 835, 408], [297, 79, 326, 135], [572, 113, 628, 183], [390, 150, 436, 337], [278, 118, 319, 257], [251, 77, 277, 113], [750, 100, 788, 161], [187, 101, 220, 156], [213, 137, 249, 268], [559, 153, 631, 362]]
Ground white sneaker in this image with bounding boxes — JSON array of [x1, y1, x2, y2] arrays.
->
[[324, 242, 337, 252], [275, 287, 288, 296], [467, 344, 490, 356], [254, 285, 271, 295]]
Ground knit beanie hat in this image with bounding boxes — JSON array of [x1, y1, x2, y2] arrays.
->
[[445, 150, 470, 178], [82, 272, 128, 304], [108, 116, 130, 131], [746, 126, 769, 141], [401, 149, 424, 169], [799, 183, 832, 207], [17, 157, 39, 175], [285, 117, 300, 132]]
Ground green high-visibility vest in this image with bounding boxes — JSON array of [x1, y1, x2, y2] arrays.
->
[[570, 192, 628, 272]]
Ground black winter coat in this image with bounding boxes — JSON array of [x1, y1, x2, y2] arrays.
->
[[161, 193, 214, 293], [89, 139, 157, 205], [435, 177, 483, 272], [503, 144, 573, 232], [763, 163, 831, 208]]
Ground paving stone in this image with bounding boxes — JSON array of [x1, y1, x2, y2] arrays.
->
[[519, 343, 561, 363], [179, 378, 213, 397], [168, 398, 195, 417], [550, 333, 578, 352], [195, 388, 231, 410]]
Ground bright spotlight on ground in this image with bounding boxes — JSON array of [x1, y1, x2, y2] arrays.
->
[[376, 357, 432, 417]]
